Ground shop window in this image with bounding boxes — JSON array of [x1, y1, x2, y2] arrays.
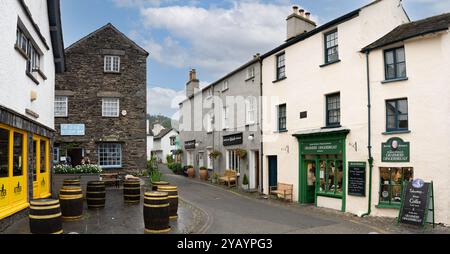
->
[[379, 167, 414, 206], [32, 140, 37, 181], [207, 150, 213, 169], [13, 133, 24, 177], [102, 98, 120, 117], [55, 96, 68, 117], [386, 98, 408, 132], [318, 159, 343, 196], [226, 150, 241, 173], [326, 93, 341, 127], [324, 29, 339, 64], [0, 128, 9, 178], [104, 55, 120, 72], [98, 143, 122, 168], [384, 47, 406, 80]]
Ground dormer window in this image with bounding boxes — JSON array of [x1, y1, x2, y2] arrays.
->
[[104, 55, 120, 72]]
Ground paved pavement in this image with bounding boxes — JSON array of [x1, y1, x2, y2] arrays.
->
[[160, 165, 449, 234]]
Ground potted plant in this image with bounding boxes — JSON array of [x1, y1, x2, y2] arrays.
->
[[52, 164, 102, 197], [211, 173, 220, 184], [187, 165, 195, 178], [235, 149, 247, 159], [242, 173, 249, 190], [209, 150, 222, 160], [199, 167, 208, 181]]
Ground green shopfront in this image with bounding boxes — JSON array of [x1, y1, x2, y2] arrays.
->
[[294, 129, 350, 212]]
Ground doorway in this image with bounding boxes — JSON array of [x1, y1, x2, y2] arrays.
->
[[301, 160, 316, 204], [268, 156, 277, 188], [249, 151, 260, 190], [32, 136, 50, 199], [68, 148, 83, 167]]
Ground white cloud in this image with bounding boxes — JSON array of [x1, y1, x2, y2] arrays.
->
[[147, 86, 185, 118], [138, 2, 309, 77]]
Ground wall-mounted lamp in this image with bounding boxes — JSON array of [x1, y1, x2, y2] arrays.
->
[[248, 134, 255, 141]]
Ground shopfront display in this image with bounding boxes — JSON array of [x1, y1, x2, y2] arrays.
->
[[32, 135, 50, 199], [378, 167, 413, 208], [0, 124, 28, 220]]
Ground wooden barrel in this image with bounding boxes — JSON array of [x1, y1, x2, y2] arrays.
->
[[87, 181, 106, 209], [157, 186, 178, 220], [123, 179, 141, 204], [59, 186, 83, 221], [63, 178, 81, 187], [151, 181, 170, 191], [144, 192, 171, 234], [29, 199, 63, 234]]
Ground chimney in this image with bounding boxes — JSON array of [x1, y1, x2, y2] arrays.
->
[[186, 69, 200, 98], [286, 6, 316, 41]]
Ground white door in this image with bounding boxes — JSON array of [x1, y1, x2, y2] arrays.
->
[[249, 151, 256, 189]]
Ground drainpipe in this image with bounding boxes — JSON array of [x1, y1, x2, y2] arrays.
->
[[259, 57, 264, 194], [362, 50, 374, 217]]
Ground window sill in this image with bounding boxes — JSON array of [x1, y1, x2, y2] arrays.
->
[[245, 76, 255, 82], [207, 131, 213, 135], [381, 77, 408, 84], [376, 203, 401, 209], [15, 44, 29, 60], [317, 193, 343, 199], [272, 77, 287, 83], [321, 125, 342, 129], [383, 130, 411, 135], [277, 130, 288, 133], [320, 60, 341, 68], [104, 71, 121, 75], [26, 71, 39, 85], [55, 116, 68, 118]]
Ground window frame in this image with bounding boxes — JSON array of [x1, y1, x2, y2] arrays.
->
[[226, 150, 241, 173], [222, 80, 229, 92], [324, 29, 339, 64], [384, 46, 407, 81], [326, 93, 341, 127], [276, 52, 286, 81], [102, 98, 120, 118], [246, 97, 257, 125], [104, 55, 121, 73], [54, 96, 68, 117], [385, 98, 409, 132], [317, 159, 344, 197], [247, 66, 255, 79], [378, 167, 414, 207], [278, 104, 287, 132], [98, 143, 123, 169]]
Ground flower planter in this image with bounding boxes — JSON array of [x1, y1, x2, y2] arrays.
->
[[199, 170, 208, 181], [187, 167, 195, 178], [52, 174, 100, 198]]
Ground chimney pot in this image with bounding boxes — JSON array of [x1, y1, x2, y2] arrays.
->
[[292, 6, 299, 14], [299, 9, 305, 17], [305, 12, 311, 19]]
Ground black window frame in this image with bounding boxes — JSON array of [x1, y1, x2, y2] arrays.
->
[[384, 47, 407, 80], [324, 29, 339, 64], [276, 52, 286, 81], [326, 93, 341, 127], [386, 98, 409, 132], [278, 104, 287, 132]]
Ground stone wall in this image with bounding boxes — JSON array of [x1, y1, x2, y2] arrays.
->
[[55, 25, 148, 172]]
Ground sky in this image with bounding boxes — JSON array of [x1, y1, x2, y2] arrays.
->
[[60, 0, 450, 118]]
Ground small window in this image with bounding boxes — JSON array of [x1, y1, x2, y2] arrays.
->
[[379, 167, 414, 206], [206, 88, 213, 98], [206, 112, 213, 132], [326, 93, 340, 127], [55, 96, 68, 117], [384, 47, 406, 80], [246, 97, 257, 125], [247, 66, 255, 79], [386, 98, 408, 132], [170, 137, 176, 146], [104, 56, 120, 72], [276, 53, 286, 80], [324, 29, 339, 64], [278, 104, 287, 132], [222, 80, 229, 91], [98, 143, 122, 168], [222, 106, 229, 129], [102, 98, 120, 117]]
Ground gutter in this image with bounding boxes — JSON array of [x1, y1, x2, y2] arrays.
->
[[361, 51, 374, 217]]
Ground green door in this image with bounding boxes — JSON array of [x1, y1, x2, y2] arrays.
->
[[302, 160, 316, 204]]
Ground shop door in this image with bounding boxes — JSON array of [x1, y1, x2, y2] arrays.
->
[[68, 148, 83, 167], [33, 137, 50, 199], [268, 156, 278, 188], [302, 160, 316, 204]]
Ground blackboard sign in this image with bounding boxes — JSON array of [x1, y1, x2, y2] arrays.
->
[[348, 162, 366, 197], [185, 140, 196, 149], [399, 180, 430, 227], [223, 133, 243, 146]]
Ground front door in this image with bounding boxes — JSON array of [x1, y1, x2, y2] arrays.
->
[[268, 156, 278, 188], [302, 160, 316, 204], [33, 136, 50, 199], [68, 148, 83, 167]]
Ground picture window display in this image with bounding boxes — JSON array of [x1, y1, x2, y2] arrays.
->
[[379, 167, 414, 206]]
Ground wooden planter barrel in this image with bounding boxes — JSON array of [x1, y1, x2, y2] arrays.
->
[[59, 186, 84, 221], [187, 168, 195, 178], [157, 186, 178, 220], [144, 192, 171, 234], [199, 170, 208, 181], [87, 181, 106, 209], [152, 181, 170, 191], [29, 199, 63, 234], [63, 178, 81, 187], [124, 179, 141, 204]]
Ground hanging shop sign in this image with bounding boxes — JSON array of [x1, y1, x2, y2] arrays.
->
[[223, 133, 243, 146], [185, 140, 196, 150], [348, 162, 366, 197], [300, 140, 343, 155], [61, 124, 85, 136], [398, 179, 434, 227], [382, 137, 410, 162]]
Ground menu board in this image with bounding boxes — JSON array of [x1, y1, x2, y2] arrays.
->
[[399, 180, 430, 227], [348, 162, 366, 197]]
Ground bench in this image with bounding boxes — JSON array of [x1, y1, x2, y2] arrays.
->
[[270, 183, 293, 202], [218, 170, 237, 188], [100, 173, 121, 188]]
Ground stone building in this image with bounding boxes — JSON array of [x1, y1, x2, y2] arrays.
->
[[54, 23, 148, 172], [0, 0, 64, 231], [179, 56, 262, 190]]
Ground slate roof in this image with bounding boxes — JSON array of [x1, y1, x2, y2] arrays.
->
[[154, 128, 175, 140], [362, 13, 450, 52]]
